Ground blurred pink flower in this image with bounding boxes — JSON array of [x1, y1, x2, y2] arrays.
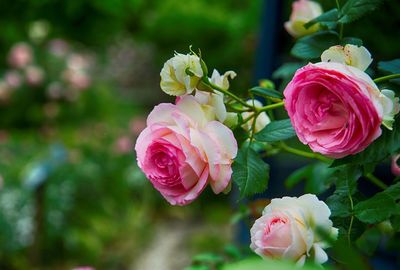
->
[[25, 66, 45, 86], [8, 42, 33, 68], [72, 267, 95, 270], [130, 117, 146, 136], [392, 154, 400, 176], [67, 53, 91, 71], [46, 82, 64, 99], [114, 136, 133, 154], [5, 70, 23, 89], [48, 39, 70, 57], [63, 70, 91, 90]]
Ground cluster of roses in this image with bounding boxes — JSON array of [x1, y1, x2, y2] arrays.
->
[[0, 39, 93, 104], [135, 0, 400, 266]]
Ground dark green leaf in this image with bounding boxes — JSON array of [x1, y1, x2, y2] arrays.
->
[[232, 146, 270, 199], [291, 31, 340, 60], [285, 163, 336, 195], [339, 0, 384, 24], [341, 37, 363, 46], [356, 227, 381, 256], [327, 165, 361, 217], [272, 62, 304, 80], [255, 119, 296, 142], [378, 59, 400, 74], [391, 214, 400, 232], [249, 87, 283, 99], [304, 8, 339, 29], [354, 193, 397, 224], [332, 117, 400, 167]]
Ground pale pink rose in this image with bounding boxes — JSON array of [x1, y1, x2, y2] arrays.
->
[[73, 267, 95, 270], [284, 62, 385, 158], [8, 43, 33, 68], [130, 117, 146, 136], [48, 39, 70, 57], [25, 66, 44, 86], [250, 194, 337, 265], [63, 69, 91, 90], [114, 136, 133, 154], [284, 0, 323, 38], [135, 95, 237, 205], [392, 154, 400, 176], [4, 70, 23, 89]]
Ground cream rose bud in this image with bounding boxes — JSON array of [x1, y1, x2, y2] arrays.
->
[[241, 100, 271, 133], [284, 0, 323, 38], [160, 53, 203, 96], [250, 194, 338, 265], [321, 44, 373, 71]]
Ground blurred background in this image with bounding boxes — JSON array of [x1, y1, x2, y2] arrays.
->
[[0, 0, 399, 269]]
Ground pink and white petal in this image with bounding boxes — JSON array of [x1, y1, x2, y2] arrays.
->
[[204, 121, 238, 159], [147, 103, 177, 126], [176, 95, 207, 126], [209, 164, 232, 194]]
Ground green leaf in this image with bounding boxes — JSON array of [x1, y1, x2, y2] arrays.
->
[[331, 117, 400, 167], [222, 257, 327, 270], [378, 59, 400, 74], [327, 165, 361, 218], [249, 87, 283, 99], [232, 145, 270, 199], [304, 8, 339, 29], [272, 62, 304, 80], [339, 0, 384, 24], [184, 266, 210, 270], [254, 119, 296, 142], [356, 227, 381, 256], [341, 37, 363, 46], [354, 193, 397, 224], [285, 163, 336, 195], [291, 31, 340, 60]]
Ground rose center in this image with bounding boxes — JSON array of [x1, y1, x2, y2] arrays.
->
[[264, 217, 287, 237]]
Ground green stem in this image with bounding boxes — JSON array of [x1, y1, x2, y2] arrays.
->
[[365, 173, 388, 190], [279, 142, 332, 163], [347, 193, 354, 246], [257, 101, 285, 112], [203, 78, 252, 109], [335, 0, 340, 9], [374, 73, 400, 83], [339, 23, 344, 40]]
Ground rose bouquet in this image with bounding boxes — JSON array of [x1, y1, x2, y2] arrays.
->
[[134, 0, 400, 268]]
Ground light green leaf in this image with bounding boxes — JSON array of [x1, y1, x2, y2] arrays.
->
[[222, 257, 326, 270], [254, 119, 296, 142], [291, 31, 340, 60], [339, 0, 384, 24], [232, 145, 270, 199]]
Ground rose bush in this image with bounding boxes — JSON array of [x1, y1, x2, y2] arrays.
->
[[135, 95, 237, 205], [250, 194, 337, 265]]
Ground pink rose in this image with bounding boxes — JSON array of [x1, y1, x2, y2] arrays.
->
[[135, 95, 237, 205], [392, 154, 400, 176], [8, 42, 33, 68], [284, 62, 385, 158], [25, 66, 44, 86], [250, 194, 337, 265], [284, 0, 323, 38]]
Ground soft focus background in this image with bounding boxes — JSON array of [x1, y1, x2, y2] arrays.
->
[[0, 0, 399, 269]]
